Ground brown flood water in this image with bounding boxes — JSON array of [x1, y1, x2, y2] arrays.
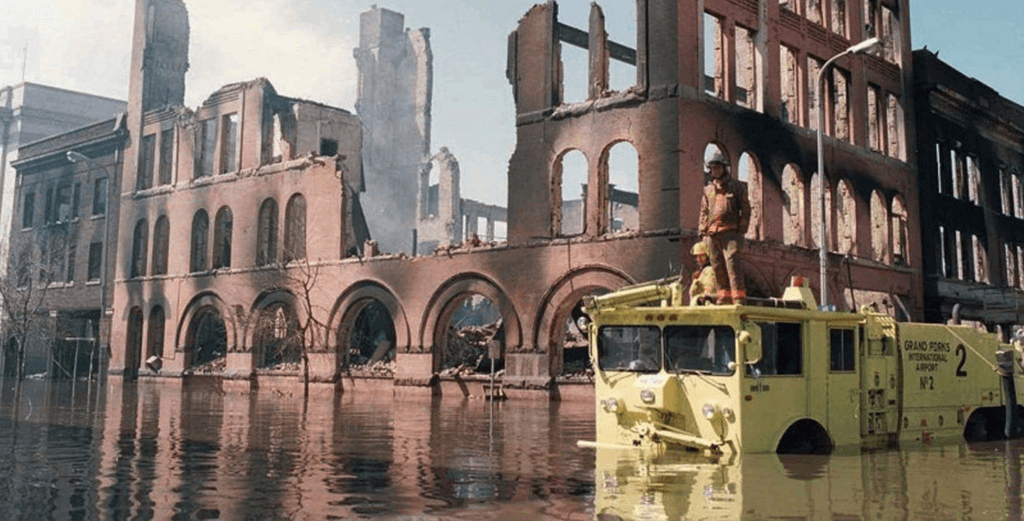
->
[[0, 377, 1022, 520]]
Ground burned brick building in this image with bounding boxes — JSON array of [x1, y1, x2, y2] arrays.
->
[[11, 0, 936, 395], [914, 49, 1024, 329]]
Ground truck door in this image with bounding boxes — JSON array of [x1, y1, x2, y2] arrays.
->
[[826, 326, 860, 443], [860, 318, 901, 442]]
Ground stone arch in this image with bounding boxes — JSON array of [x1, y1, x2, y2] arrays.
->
[[870, 190, 890, 263], [891, 195, 909, 266], [176, 292, 237, 369], [534, 266, 634, 376], [835, 179, 857, 255], [249, 289, 304, 369], [738, 152, 763, 240], [420, 274, 522, 373], [328, 281, 410, 362], [781, 164, 806, 247], [599, 140, 639, 234], [553, 148, 589, 237]]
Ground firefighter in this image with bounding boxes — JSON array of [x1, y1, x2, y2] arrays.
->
[[698, 152, 750, 304], [687, 241, 718, 305]]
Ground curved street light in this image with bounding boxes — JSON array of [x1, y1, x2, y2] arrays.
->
[[816, 37, 882, 310]]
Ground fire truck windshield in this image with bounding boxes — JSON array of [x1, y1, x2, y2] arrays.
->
[[596, 325, 736, 375], [597, 326, 662, 373], [665, 325, 735, 375]]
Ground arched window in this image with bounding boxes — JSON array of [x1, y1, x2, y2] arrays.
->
[[147, 305, 165, 359], [256, 198, 278, 266], [870, 190, 889, 263], [603, 142, 639, 234], [738, 153, 762, 240], [190, 209, 209, 272], [554, 150, 587, 236], [152, 216, 169, 275], [131, 219, 148, 278], [213, 206, 233, 269], [782, 164, 806, 247], [836, 180, 857, 255], [126, 307, 144, 375], [284, 194, 306, 262]]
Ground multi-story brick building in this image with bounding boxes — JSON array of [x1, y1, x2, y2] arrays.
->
[[914, 49, 1024, 330]]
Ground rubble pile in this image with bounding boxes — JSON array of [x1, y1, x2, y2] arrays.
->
[[263, 361, 303, 372], [190, 356, 226, 374], [344, 360, 396, 377], [442, 321, 501, 373]]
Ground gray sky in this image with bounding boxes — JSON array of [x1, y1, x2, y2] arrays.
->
[[2, 0, 1022, 207]]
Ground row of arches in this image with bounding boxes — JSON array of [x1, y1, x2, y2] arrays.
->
[[553, 141, 639, 237], [129, 194, 308, 278], [122, 267, 640, 379], [705, 143, 910, 266]]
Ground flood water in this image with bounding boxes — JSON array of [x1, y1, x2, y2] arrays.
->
[[1, 378, 1023, 520]]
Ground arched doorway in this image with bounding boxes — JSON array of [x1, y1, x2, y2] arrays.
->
[[185, 306, 227, 371], [436, 293, 504, 374], [339, 299, 396, 368], [253, 302, 301, 369]]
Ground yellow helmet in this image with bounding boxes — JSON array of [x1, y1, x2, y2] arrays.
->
[[691, 241, 709, 256]]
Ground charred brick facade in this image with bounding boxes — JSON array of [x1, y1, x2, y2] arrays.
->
[[914, 49, 1024, 330]]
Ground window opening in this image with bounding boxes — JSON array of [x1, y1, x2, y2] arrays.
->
[[703, 12, 724, 98], [284, 194, 307, 262], [830, 0, 847, 37], [152, 216, 169, 276], [138, 133, 156, 190], [220, 113, 238, 174], [190, 210, 209, 272], [870, 191, 889, 263], [747, 322, 803, 376], [829, 328, 854, 372], [735, 25, 759, 110], [22, 193, 34, 229], [159, 129, 174, 185], [557, 150, 587, 236], [197, 118, 217, 178], [131, 219, 148, 278], [92, 178, 107, 216], [88, 242, 102, 282], [213, 207, 233, 269], [782, 164, 805, 246], [605, 142, 639, 234], [257, 198, 279, 266]]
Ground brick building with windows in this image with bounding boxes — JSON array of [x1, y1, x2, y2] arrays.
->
[[914, 49, 1024, 330], [5, 116, 127, 377]]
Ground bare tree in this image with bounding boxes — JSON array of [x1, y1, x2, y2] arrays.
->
[[264, 251, 332, 393], [0, 235, 59, 381]]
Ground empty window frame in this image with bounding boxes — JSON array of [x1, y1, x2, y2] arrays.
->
[[65, 244, 76, 283], [782, 164, 806, 247], [808, 56, 824, 132], [138, 133, 156, 190], [830, 0, 847, 37], [830, 67, 850, 141], [886, 94, 904, 160], [1006, 243, 1017, 288], [735, 25, 759, 110], [1018, 245, 1024, 290], [1000, 168, 1012, 216], [805, 0, 823, 25], [867, 85, 882, 152], [703, 12, 725, 99], [966, 155, 981, 206], [604, 142, 638, 234], [152, 216, 169, 276], [213, 207, 232, 269], [197, 118, 217, 178], [880, 5, 901, 65], [283, 194, 307, 262], [220, 113, 239, 174], [891, 196, 909, 266], [147, 306, 166, 359], [780, 45, 799, 124], [973, 234, 988, 284], [556, 150, 587, 237], [190, 210, 209, 272], [870, 190, 889, 263], [159, 129, 174, 186], [131, 219, 148, 278], [256, 198, 279, 266]]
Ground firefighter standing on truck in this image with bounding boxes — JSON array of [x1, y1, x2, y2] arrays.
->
[[698, 152, 751, 304]]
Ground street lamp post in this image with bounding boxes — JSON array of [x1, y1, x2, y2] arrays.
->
[[816, 37, 882, 310], [66, 150, 111, 376]]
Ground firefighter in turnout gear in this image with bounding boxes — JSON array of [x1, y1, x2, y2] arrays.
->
[[686, 241, 718, 305], [698, 152, 750, 304]]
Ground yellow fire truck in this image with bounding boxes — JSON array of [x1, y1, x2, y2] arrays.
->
[[578, 276, 1024, 454]]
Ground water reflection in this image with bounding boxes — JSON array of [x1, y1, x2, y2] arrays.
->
[[2, 378, 1024, 519], [593, 441, 1024, 520]]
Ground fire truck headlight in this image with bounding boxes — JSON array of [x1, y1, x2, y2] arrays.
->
[[702, 403, 718, 420], [602, 398, 623, 414], [639, 389, 655, 404], [722, 407, 735, 421]]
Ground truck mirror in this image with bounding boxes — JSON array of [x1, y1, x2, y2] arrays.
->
[[739, 325, 762, 364]]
